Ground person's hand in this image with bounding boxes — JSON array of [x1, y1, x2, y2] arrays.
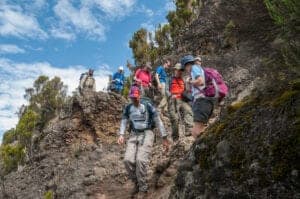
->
[[162, 138, 170, 153], [117, 135, 125, 145]]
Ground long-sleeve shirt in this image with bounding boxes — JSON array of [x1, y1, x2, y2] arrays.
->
[[112, 72, 125, 91], [119, 102, 167, 138]]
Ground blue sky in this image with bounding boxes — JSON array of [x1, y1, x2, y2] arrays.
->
[[0, 0, 175, 139]]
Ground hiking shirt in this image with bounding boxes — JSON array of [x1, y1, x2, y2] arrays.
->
[[135, 69, 152, 87], [191, 65, 206, 98], [112, 72, 125, 91], [156, 66, 167, 83], [119, 102, 167, 137], [170, 76, 185, 99]]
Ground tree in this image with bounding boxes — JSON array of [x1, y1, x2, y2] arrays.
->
[[129, 28, 150, 65], [2, 129, 16, 145], [26, 76, 68, 129]]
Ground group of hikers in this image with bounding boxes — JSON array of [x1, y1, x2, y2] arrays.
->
[[78, 55, 228, 198]]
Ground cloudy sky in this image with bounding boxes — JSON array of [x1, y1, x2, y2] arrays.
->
[[0, 0, 175, 139]]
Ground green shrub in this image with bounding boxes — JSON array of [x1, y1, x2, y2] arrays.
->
[[16, 109, 39, 148], [2, 129, 16, 145], [0, 144, 25, 174], [44, 190, 54, 199]]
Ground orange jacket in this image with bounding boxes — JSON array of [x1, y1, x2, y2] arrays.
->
[[169, 77, 185, 99]]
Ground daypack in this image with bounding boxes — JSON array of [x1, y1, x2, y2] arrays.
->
[[202, 67, 229, 102], [124, 97, 156, 132]]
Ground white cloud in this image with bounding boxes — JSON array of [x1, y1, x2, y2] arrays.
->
[[0, 44, 25, 54], [52, 0, 106, 41], [139, 5, 154, 18], [165, 0, 176, 11], [94, 0, 136, 18], [51, 0, 137, 41], [50, 27, 76, 41], [0, 2, 48, 39], [0, 58, 111, 136]]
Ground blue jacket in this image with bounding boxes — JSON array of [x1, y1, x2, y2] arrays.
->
[[112, 72, 125, 91]]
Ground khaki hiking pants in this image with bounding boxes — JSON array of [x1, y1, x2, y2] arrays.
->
[[124, 130, 154, 192], [158, 83, 168, 111], [168, 98, 193, 141]]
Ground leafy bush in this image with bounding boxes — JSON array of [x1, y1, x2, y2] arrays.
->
[[2, 129, 16, 145], [0, 144, 25, 174], [15, 109, 39, 148]]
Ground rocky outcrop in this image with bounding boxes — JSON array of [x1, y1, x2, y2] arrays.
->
[[1, 91, 194, 199], [169, 81, 300, 198]]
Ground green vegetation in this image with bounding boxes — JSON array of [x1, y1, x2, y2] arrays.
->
[[44, 190, 54, 199], [129, 0, 201, 64], [122, 76, 132, 97], [2, 129, 16, 145], [1, 76, 67, 175], [0, 144, 25, 173], [129, 28, 149, 65], [271, 90, 298, 107], [15, 109, 39, 149], [264, 0, 300, 73], [167, 0, 196, 38]]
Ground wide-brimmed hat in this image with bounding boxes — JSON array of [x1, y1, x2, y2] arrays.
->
[[118, 66, 124, 71], [180, 55, 195, 67]]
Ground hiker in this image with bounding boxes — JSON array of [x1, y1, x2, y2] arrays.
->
[[134, 62, 152, 98], [168, 63, 193, 141], [79, 69, 96, 94], [194, 56, 202, 66], [117, 85, 169, 197], [155, 58, 171, 112], [181, 55, 214, 139], [111, 66, 125, 94]]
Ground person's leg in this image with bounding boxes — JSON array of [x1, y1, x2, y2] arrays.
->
[[135, 130, 154, 192], [168, 99, 179, 141], [191, 121, 206, 138], [158, 83, 167, 111], [191, 98, 214, 139], [124, 135, 138, 184], [179, 100, 193, 136]]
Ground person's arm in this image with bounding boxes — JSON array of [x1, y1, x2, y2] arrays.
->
[[190, 76, 204, 87], [119, 118, 128, 136], [118, 105, 130, 145], [120, 74, 125, 85], [155, 73, 161, 88], [190, 66, 205, 87], [155, 67, 161, 88], [148, 103, 167, 138]]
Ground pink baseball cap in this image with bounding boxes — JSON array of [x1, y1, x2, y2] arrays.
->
[[129, 86, 140, 98]]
